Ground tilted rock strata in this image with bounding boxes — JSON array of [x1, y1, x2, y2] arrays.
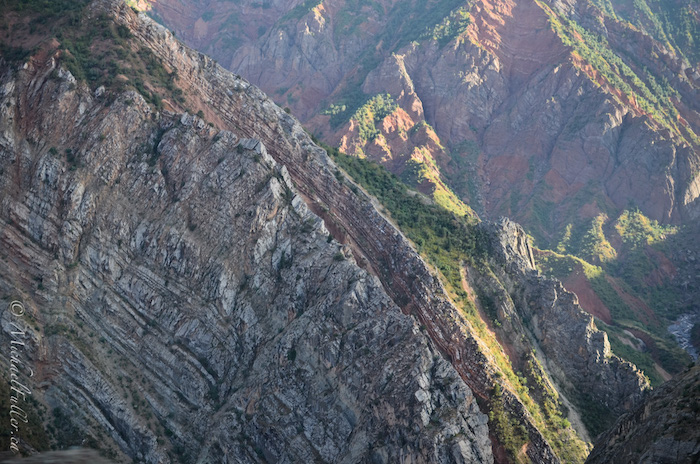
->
[[0, 13, 493, 464], [147, 0, 700, 235], [476, 219, 649, 422], [108, 1, 650, 459], [0, 1, 653, 462], [586, 364, 700, 464]]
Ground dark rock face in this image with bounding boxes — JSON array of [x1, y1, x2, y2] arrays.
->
[[0, 2, 493, 462], [478, 219, 649, 428], [586, 364, 700, 464], [0, 1, 658, 463]]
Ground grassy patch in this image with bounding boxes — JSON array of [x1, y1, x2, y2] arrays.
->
[[349, 93, 398, 143], [489, 384, 528, 462], [326, 145, 588, 462]]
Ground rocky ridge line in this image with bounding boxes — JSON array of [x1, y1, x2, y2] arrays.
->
[[0, 0, 652, 462], [109, 0, 651, 458], [586, 364, 700, 464], [0, 4, 495, 462]]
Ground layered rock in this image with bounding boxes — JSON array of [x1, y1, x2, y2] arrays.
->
[[473, 219, 649, 435], [144, 0, 700, 236], [586, 364, 700, 464], [0, 3, 494, 461], [0, 1, 656, 463]]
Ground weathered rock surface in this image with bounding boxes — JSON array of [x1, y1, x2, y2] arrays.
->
[[145, 0, 700, 239], [0, 1, 656, 463], [474, 219, 649, 434], [0, 3, 494, 463], [586, 364, 700, 464]]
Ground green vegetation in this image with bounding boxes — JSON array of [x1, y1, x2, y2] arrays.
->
[[606, 211, 680, 315], [328, 147, 483, 280], [596, 0, 700, 64], [538, 0, 696, 144], [318, 0, 476, 129], [489, 384, 528, 462], [445, 139, 482, 211], [0, 0, 183, 111], [603, 324, 664, 386], [0, 0, 89, 18], [0, 0, 90, 63], [350, 93, 398, 143], [384, 0, 473, 51], [614, 209, 676, 249], [0, 42, 32, 62], [578, 214, 617, 264], [537, 249, 637, 321], [401, 151, 474, 217], [552, 209, 680, 316], [125, 0, 141, 11], [570, 389, 617, 438], [523, 353, 588, 462], [325, 146, 588, 462], [536, 208, 692, 387], [323, 87, 372, 129], [281, 0, 322, 22], [537, 250, 579, 279], [423, 6, 471, 47], [400, 159, 430, 185], [60, 15, 180, 110]]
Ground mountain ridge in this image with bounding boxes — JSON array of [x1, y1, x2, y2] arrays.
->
[[0, 0, 679, 463], [142, 0, 700, 388]]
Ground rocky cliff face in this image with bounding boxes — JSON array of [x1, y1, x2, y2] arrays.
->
[[474, 219, 649, 436], [0, 2, 494, 462], [0, 1, 652, 463], [144, 0, 700, 235], [586, 364, 700, 464], [142, 0, 700, 392]]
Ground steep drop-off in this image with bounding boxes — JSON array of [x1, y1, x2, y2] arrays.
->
[[142, 0, 700, 389], [0, 1, 651, 463], [586, 364, 700, 464], [143, 0, 700, 229]]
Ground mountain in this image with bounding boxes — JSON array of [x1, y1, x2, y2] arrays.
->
[[586, 364, 700, 464], [0, 0, 655, 463], [142, 0, 700, 387], [0, 2, 493, 461]]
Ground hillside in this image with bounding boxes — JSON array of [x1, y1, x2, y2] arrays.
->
[[141, 0, 700, 387], [0, 0, 656, 463], [586, 364, 700, 463]]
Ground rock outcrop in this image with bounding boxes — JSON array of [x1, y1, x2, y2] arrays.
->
[[474, 219, 649, 435], [142, 0, 700, 392], [586, 364, 700, 464], [0, 1, 654, 463], [145, 0, 700, 236], [0, 2, 493, 462]]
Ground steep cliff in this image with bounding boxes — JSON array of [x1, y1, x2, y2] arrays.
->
[[0, 2, 494, 462], [143, 0, 700, 228], [142, 0, 700, 391], [586, 364, 700, 464], [475, 219, 649, 436], [0, 1, 652, 463]]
